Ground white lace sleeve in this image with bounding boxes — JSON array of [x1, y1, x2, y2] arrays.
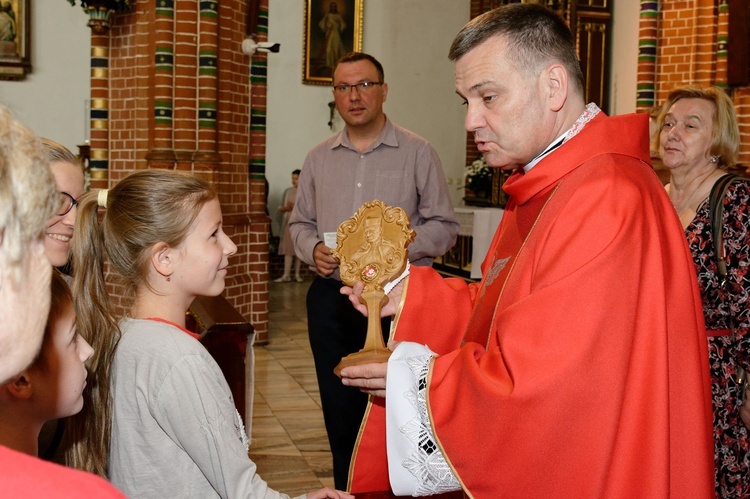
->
[[386, 342, 461, 496]]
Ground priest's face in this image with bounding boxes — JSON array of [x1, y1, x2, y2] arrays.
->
[[454, 34, 550, 171]]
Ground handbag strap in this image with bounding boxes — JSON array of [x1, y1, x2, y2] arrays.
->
[[709, 173, 742, 284]]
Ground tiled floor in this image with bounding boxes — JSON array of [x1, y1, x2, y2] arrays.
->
[[248, 279, 335, 497]]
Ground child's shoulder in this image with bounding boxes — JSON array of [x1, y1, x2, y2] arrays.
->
[[117, 317, 206, 360]]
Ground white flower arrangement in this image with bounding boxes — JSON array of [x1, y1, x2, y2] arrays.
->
[[464, 156, 492, 195]]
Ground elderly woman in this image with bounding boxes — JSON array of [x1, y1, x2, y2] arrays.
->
[[0, 108, 57, 384], [657, 85, 750, 496]]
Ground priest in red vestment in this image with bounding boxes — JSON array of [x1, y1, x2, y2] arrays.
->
[[339, 4, 715, 498]]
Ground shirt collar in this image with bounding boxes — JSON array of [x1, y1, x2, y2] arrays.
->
[[145, 317, 201, 340], [332, 115, 398, 153]]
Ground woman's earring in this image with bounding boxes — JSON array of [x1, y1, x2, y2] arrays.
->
[[710, 155, 719, 163], [166, 275, 171, 282]]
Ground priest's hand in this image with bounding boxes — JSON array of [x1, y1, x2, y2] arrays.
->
[[341, 279, 404, 318], [741, 385, 750, 429], [313, 242, 338, 276], [340, 354, 394, 398]]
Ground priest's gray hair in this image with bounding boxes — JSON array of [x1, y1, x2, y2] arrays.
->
[[449, 3, 585, 98]]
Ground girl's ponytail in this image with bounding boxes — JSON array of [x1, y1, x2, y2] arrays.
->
[[64, 190, 120, 477]]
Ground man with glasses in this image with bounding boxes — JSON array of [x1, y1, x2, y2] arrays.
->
[[289, 51, 458, 490]]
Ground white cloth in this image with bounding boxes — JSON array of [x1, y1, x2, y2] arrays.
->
[[386, 342, 461, 495]]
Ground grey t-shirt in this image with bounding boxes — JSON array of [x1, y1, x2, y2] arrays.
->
[[109, 318, 300, 499]]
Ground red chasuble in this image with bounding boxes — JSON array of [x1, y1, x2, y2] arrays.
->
[[348, 113, 715, 497]]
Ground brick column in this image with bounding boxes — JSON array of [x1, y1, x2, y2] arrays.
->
[[692, 0, 719, 86], [89, 33, 110, 190], [174, 0, 198, 171], [716, 0, 729, 87], [195, 0, 221, 181], [86, 0, 265, 329], [146, 0, 177, 169], [736, 88, 750, 168], [636, 1, 658, 112], [245, 0, 270, 344]]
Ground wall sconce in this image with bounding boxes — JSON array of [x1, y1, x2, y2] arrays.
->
[[242, 37, 281, 57], [327, 101, 336, 130]]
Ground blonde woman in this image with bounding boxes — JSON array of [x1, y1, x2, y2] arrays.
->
[[41, 139, 84, 270]]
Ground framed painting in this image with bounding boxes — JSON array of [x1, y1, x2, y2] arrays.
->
[[303, 0, 363, 86], [0, 0, 30, 80]]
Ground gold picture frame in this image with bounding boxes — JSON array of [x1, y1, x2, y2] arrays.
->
[[0, 0, 30, 80], [303, 0, 363, 86]]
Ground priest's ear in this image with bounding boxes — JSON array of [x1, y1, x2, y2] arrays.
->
[[2, 373, 34, 401], [545, 63, 569, 113]]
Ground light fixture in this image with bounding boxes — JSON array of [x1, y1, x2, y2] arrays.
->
[[242, 37, 281, 56], [327, 101, 335, 130]]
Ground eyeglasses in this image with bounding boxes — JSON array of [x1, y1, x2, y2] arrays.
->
[[57, 191, 79, 217], [332, 81, 383, 94]]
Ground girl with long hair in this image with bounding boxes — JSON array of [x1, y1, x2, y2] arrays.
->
[[68, 169, 351, 498]]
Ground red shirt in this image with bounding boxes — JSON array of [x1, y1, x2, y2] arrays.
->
[[0, 445, 124, 497]]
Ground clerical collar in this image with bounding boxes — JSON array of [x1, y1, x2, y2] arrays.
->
[[523, 133, 566, 172], [523, 103, 601, 173]]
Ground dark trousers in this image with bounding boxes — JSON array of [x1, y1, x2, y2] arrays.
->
[[307, 276, 390, 490]]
